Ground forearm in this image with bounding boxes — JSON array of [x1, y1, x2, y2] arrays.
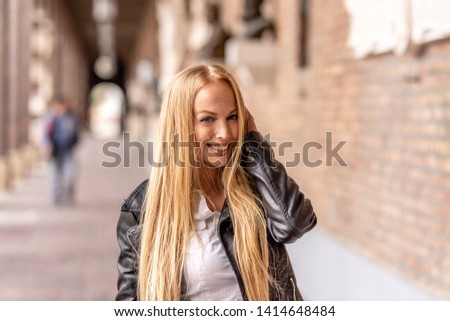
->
[[241, 131, 317, 243]]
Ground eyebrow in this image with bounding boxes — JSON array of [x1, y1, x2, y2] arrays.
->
[[195, 109, 237, 116]]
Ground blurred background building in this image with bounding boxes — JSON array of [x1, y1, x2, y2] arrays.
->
[[0, 0, 449, 300]]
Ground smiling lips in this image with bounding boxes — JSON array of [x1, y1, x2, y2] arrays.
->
[[206, 142, 229, 155]]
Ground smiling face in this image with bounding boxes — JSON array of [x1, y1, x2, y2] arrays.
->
[[193, 80, 239, 168]]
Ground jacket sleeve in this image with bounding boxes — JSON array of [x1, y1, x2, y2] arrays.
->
[[241, 131, 317, 243], [116, 207, 140, 301], [116, 180, 148, 301]]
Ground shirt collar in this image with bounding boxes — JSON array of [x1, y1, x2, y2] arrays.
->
[[195, 194, 219, 221]]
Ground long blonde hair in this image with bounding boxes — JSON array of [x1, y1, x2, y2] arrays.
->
[[138, 63, 271, 300]]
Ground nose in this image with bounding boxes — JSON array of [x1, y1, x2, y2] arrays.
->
[[215, 120, 231, 142]]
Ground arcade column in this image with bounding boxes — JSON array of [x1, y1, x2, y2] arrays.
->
[[5, 0, 32, 187]]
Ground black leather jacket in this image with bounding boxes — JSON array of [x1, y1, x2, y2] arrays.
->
[[116, 131, 317, 300]]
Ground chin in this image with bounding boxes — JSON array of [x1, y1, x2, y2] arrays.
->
[[203, 157, 229, 168]]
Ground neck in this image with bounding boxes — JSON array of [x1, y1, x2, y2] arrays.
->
[[198, 167, 225, 212]]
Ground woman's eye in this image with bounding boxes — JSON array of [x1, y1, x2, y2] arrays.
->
[[228, 114, 238, 121], [200, 116, 214, 122]]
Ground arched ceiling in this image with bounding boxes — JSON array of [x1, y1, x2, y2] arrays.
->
[[66, 0, 151, 65]]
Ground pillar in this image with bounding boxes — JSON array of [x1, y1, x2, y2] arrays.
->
[[0, 0, 9, 189], [6, 0, 32, 184]]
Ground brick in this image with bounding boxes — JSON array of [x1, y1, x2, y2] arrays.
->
[[238, 0, 450, 299]]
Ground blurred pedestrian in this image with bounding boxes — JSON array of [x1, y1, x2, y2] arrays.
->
[[116, 64, 316, 301], [42, 96, 80, 205]]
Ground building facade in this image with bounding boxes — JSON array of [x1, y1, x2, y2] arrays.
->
[[1, 0, 448, 300], [0, 0, 89, 190], [247, 0, 449, 299]]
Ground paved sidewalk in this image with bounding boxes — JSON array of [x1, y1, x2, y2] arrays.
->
[[0, 134, 148, 300]]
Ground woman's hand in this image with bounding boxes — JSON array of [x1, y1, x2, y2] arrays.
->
[[245, 107, 258, 133]]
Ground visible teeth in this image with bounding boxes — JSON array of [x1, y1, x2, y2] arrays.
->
[[208, 144, 226, 151]]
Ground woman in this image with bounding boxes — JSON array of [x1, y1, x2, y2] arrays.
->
[[116, 63, 317, 301]]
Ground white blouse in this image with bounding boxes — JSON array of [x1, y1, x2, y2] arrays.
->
[[181, 194, 243, 301]]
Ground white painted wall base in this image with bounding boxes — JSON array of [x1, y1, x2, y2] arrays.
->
[[287, 228, 437, 300]]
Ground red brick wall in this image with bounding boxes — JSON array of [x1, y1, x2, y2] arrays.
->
[[250, 0, 450, 298]]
